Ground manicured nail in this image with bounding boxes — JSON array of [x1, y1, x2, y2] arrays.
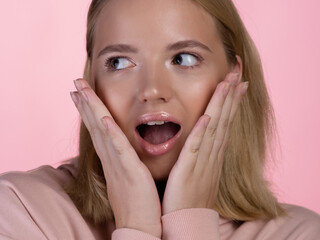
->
[[80, 90, 89, 103], [70, 91, 79, 105], [241, 81, 249, 95], [223, 83, 231, 97]]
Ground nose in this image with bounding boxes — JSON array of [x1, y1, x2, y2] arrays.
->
[[137, 63, 173, 103]]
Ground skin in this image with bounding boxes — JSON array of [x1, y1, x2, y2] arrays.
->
[[91, 0, 234, 182], [70, 0, 248, 238]]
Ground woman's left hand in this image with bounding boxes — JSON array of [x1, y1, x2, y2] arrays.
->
[[162, 73, 248, 215]]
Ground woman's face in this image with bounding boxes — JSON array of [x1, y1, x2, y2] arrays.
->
[[91, 0, 238, 181]]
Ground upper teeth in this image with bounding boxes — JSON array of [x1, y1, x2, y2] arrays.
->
[[144, 121, 168, 126]]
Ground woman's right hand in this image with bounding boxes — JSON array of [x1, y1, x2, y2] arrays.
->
[[70, 78, 162, 239]]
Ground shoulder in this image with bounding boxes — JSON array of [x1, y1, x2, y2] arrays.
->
[[271, 203, 320, 239], [280, 203, 320, 231], [236, 203, 320, 239], [0, 158, 95, 239], [0, 157, 78, 213], [0, 157, 78, 190]]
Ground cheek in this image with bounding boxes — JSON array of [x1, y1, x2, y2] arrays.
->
[[185, 78, 219, 113], [95, 81, 132, 130], [180, 76, 220, 134]]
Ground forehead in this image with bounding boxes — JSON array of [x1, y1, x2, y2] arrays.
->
[[93, 0, 221, 54]]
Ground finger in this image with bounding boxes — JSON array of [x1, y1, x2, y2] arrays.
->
[[75, 78, 113, 123], [216, 81, 249, 165], [210, 73, 243, 166], [72, 79, 112, 140], [74, 80, 144, 174], [79, 92, 126, 179], [70, 91, 93, 137], [75, 90, 114, 170], [203, 75, 233, 116], [71, 80, 115, 173], [228, 81, 247, 126], [101, 116, 143, 173], [207, 79, 236, 168], [194, 77, 232, 167], [206, 83, 246, 203], [176, 114, 211, 172], [73, 78, 91, 92], [73, 79, 114, 156]]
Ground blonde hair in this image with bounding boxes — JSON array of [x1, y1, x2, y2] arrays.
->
[[64, 0, 287, 225]]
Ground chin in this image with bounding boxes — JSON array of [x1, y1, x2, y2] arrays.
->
[[151, 170, 170, 182], [140, 154, 177, 181]]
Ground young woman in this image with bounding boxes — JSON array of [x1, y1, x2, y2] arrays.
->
[[0, 0, 319, 239]]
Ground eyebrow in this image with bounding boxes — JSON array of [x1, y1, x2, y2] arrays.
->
[[97, 40, 212, 58]]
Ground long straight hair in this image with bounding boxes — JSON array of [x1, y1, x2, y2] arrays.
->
[[64, 0, 287, 225]]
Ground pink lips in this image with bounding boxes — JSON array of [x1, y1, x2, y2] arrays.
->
[[134, 112, 182, 156]]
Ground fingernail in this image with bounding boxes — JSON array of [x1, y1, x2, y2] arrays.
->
[[80, 90, 89, 103], [74, 79, 82, 90], [230, 73, 240, 86], [241, 81, 249, 95], [223, 83, 231, 97], [101, 117, 109, 131], [70, 91, 79, 105], [203, 114, 211, 127]]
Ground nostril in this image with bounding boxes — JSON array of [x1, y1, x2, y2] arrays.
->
[[143, 97, 167, 102], [138, 83, 172, 103]]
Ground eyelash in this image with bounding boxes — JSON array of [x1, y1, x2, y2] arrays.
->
[[104, 51, 203, 72]]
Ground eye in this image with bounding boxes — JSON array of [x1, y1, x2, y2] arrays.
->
[[172, 52, 202, 68], [104, 56, 135, 72]]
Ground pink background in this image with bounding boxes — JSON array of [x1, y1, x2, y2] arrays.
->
[[0, 0, 319, 214]]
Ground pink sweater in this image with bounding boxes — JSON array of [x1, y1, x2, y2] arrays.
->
[[0, 157, 319, 240]]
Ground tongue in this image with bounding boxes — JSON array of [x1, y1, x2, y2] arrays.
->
[[138, 122, 180, 145]]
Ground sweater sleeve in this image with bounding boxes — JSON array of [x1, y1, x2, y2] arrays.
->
[[111, 208, 219, 240], [112, 228, 161, 240], [161, 208, 220, 240], [0, 179, 46, 240]]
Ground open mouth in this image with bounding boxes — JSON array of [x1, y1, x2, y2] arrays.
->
[[136, 121, 181, 145]]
